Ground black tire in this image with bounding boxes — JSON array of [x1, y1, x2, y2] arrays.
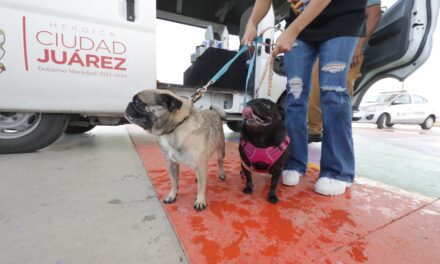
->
[[0, 113, 69, 154], [386, 123, 394, 128], [226, 121, 242, 132], [376, 113, 389, 129], [421, 116, 435, 130], [65, 125, 95, 134]]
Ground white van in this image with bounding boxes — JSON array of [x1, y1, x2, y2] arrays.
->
[[0, 0, 438, 153]]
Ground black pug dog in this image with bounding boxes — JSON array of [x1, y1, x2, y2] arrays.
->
[[239, 98, 290, 204]]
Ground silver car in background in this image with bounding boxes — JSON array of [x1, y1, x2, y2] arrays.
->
[[353, 92, 438, 129]]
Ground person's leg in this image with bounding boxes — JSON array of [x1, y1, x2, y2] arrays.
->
[[307, 59, 323, 142], [316, 36, 358, 195], [282, 40, 318, 185], [347, 54, 364, 96], [308, 53, 363, 143]]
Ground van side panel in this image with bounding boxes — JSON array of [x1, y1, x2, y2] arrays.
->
[[0, 0, 155, 114]]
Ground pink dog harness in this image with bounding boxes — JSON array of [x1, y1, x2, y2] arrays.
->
[[240, 135, 290, 173]]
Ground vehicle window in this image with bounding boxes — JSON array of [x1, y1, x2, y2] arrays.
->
[[392, 94, 411, 105], [413, 95, 426, 104]]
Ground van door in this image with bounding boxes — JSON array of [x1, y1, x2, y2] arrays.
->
[[353, 0, 439, 109], [0, 0, 156, 154], [0, 0, 156, 114]]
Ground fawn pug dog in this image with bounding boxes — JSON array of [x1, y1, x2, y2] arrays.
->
[[125, 89, 226, 210]]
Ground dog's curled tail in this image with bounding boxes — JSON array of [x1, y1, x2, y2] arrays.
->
[[210, 105, 227, 121]]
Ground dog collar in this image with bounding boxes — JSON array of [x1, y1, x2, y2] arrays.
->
[[161, 115, 189, 135], [240, 134, 290, 173]]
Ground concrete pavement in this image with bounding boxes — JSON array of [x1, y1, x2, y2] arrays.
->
[[1, 123, 439, 263], [0, 126, 187, 264]]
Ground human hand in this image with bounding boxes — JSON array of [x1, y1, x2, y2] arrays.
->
[[272, 29, 298, 57], [241, 22, 257, 49]]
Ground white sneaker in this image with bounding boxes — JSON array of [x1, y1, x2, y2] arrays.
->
[[282, 170, 302, 186], [314, 177, 352, 196]]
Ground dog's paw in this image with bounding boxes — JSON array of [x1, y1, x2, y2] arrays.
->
[[194, 201, 206, 211], [243, 186, 253, 194], [164, 194, 177, 204], [219, 174, 226, 182], [267, 195, 279, 204]]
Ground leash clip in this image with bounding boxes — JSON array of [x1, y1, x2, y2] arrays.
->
[[191, 81, 214, 103]]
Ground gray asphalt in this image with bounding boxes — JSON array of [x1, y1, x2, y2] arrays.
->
[[307, 123, 440, 198], [353, 124, 440, 198]]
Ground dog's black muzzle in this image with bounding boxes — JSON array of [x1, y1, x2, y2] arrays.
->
[[125, 97, 156, 130]]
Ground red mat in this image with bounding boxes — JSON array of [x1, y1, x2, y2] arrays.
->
[[128, 126, 440, 264]]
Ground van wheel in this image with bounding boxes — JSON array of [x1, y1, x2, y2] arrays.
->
[[65, 125, 95, 134], [421, 116, 435, 130], [0, 112, 69, 154], [226, 121, 242, 132], [376, 113, 389, 129]]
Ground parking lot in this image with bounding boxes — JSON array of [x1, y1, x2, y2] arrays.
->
[[351, 123, 440, 197]]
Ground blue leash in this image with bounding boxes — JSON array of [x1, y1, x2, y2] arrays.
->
[[191, 37, 263, 106]]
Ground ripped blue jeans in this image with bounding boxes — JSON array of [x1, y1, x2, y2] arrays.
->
[[283, 36, 358, 183]]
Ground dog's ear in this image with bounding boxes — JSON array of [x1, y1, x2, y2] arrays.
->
[[277, 105, 285, 120], [158, 93, 183, 112]]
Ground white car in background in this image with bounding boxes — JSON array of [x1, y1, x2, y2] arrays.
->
[[353, 92, 438, 129]]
